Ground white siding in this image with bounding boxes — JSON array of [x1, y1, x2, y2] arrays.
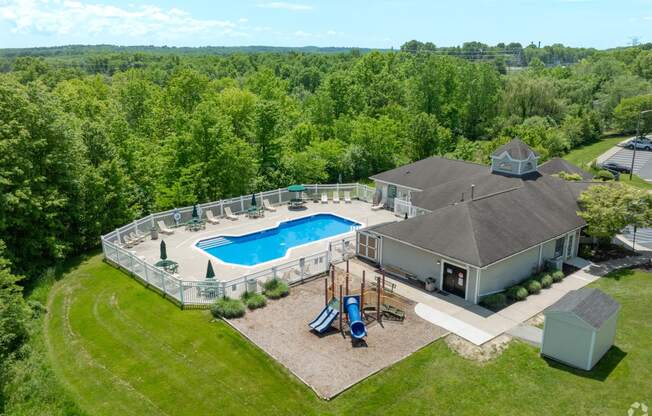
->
[[589, 312, 618, 369], [541, 314, 594, 370], [479, 245, 540, 295], [380, 238, 441, 282]]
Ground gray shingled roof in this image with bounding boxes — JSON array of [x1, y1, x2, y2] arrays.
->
[[373, 174, 589, 267], [369, 156, 487, 191], [492, 138, 539, 160], [410, 171, 525, 212], [538, 157, 593, 180], [546, 288, 620, 329]]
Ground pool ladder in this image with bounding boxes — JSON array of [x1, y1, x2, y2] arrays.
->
[[198, 237, 230, 250]]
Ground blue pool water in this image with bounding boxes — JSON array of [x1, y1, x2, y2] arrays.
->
[[196, 214, 360, 266]]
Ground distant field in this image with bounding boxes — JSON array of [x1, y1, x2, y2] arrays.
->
[[45, 255, 652, 415]]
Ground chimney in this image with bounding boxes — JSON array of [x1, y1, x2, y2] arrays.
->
[[471, 184, 475, 200]]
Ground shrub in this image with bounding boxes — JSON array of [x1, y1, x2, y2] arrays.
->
[[524, 279, 542, 294], [263, 278, 290, 299], [506, 285, 529, 301], [557, 171, 582, 181], [594, 169, 614, 181], [551, 270, 565, 283], [540, 274, 553, 288], [241, 291, 267, 310], [480, 293, 507, 310], [211, 297, 246, 319]]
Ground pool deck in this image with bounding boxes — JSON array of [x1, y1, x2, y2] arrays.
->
[[127, 200, 396, 282]]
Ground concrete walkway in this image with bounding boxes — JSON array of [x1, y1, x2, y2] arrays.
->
[[507, 324, 543, 347], [405, 254, 650, 346]]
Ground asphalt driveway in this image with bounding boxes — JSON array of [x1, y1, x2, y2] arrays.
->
[[602, 148, 652, 181]]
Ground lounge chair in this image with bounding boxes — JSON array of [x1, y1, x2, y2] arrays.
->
[[263, 199, 277, 212], [344, 191, 352, 203], [333, 192, 340, 203], [371, 201, 385, 211], [120, 235, 135, 248], [205, 210, 220, 225], [128, 232, 145, 244], [224, 206, 238, 221], [321, 193, 328, 204], [157, 220, 174, 235]]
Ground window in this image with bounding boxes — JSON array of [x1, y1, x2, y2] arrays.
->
[[523, 161, 534, 171], [554, 237, 565, 258], [498, 161, 513, 171], [387, 185, 397, 199]]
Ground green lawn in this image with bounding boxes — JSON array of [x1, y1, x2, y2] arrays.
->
[[563, 135, 652, 190], [45, 255, 652, 415], [563, 135, 628, 169]]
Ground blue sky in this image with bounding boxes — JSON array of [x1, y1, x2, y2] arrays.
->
[[0, 0, 651, 49]]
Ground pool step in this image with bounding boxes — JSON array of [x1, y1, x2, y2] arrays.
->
[[197, 237, 231, 249]]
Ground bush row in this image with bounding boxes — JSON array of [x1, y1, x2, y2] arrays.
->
[[211, 278, 290, 319], [481, 269, 566, 310]]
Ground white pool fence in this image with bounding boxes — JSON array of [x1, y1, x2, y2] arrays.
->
[[101, 183, 373, 307]]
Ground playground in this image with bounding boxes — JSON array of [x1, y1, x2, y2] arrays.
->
[[227, 265, 448, 399]]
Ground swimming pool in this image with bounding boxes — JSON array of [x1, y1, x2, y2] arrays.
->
[[196, 213, 360, 266]]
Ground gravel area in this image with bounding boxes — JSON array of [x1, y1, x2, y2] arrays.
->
[[228, 276, 447, 399]]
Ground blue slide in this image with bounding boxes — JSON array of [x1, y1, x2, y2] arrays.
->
[[344, 296, 367, 339], [309, 298, 339, 334]]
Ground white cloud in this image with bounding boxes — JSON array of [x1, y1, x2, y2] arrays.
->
[[257, 2, 313, 11], [0, 0, 245, 39]]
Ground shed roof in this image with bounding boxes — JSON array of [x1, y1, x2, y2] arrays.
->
[[546, 288, 620, 329]]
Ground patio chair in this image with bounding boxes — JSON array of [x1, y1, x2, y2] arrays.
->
[[128, 232, 145, 244], [333, 192, 340, 203], [224, 206, 238, 221], [205, 210, 220, 225], [120, 235, 136, 248], [263, 199, 277, 212], [371, 201, 385, 211], [321, 193, 328, 204], [344, 191, 352, 203], [157, 220, 174, 235]]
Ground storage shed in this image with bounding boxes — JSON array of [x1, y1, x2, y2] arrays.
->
[[541, 288, 620, 371]]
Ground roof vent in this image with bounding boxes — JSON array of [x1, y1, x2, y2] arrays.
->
[[471, 184, 475, 200]]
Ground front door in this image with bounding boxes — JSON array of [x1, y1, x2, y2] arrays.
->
[[443, 263, 467, 298]]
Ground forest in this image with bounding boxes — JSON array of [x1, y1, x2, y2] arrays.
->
[[1, 40, 652, 413]]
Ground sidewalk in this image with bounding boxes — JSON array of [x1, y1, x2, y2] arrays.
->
[[415, 253, 651, 346]]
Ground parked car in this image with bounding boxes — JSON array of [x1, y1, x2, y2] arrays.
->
[[600, 162, 631, 174], [625, 136, 652, 150]]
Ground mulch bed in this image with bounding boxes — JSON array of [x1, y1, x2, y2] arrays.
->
[[579, 243, 638, 263]]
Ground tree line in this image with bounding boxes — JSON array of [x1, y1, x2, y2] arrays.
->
[[2, 43, 652, 412]]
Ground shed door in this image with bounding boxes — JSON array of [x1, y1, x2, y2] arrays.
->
[[357, 233, 378, 262], [443, 263, 466, 298]]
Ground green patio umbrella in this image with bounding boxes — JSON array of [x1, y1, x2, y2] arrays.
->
[[160, 240, 167, 260], [287, 184, 305, 192], [250, 193, 257, 207], [154, 239, 178, 270], [191, 204, 199, 219], [205, 260, 215, 279]]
